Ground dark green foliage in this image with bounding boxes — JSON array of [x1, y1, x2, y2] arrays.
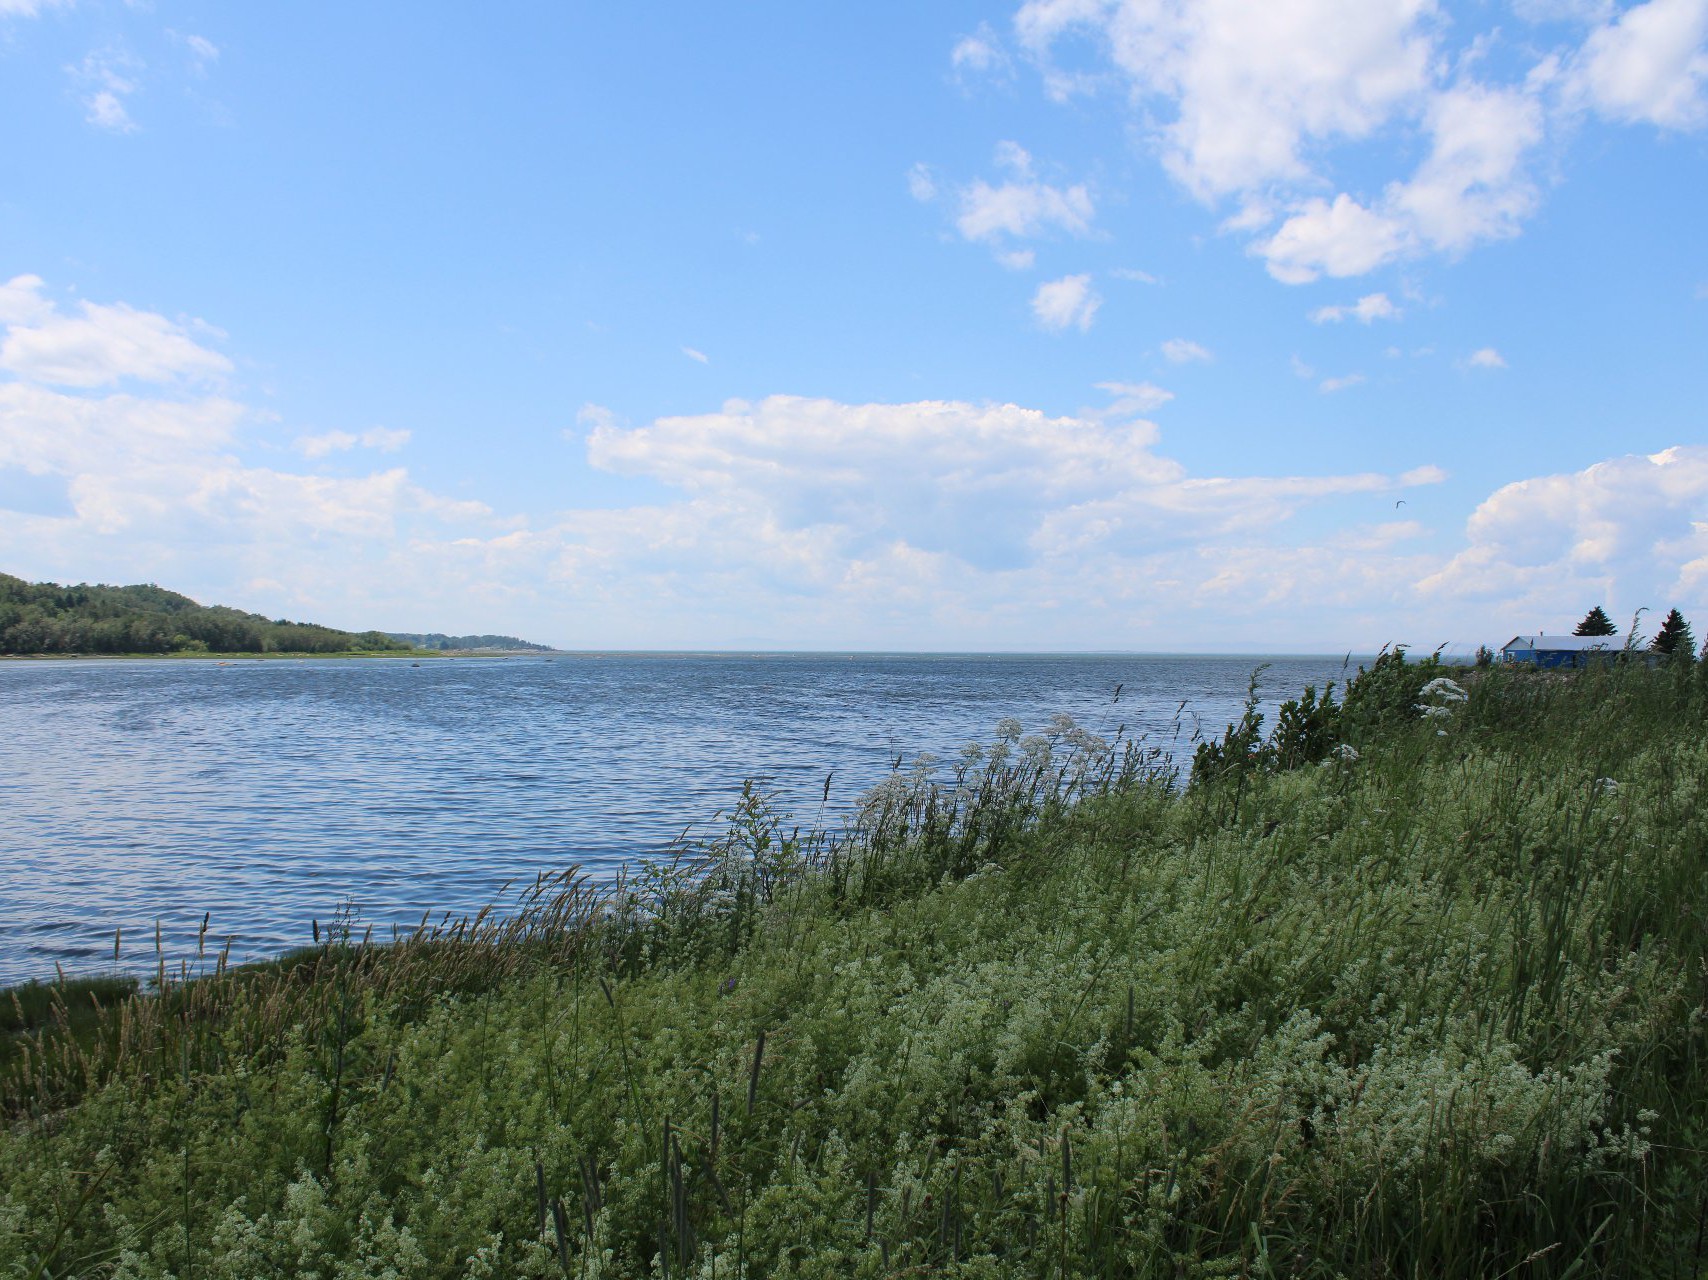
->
[[1339, 644, 1442, 737], [1575, 604, 1617, 636], [386, 632, 553, 652], [0, 572, 411, 655], [1649, 608, 1695, 657]]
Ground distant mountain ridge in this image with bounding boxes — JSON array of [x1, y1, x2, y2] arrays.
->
[[386, 632, 553, 652], [0, 573, 410, 656]]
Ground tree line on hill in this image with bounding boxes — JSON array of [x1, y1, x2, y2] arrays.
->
[[384, 632, 551, 652], [0, 574, 410, 655], [1573, 603, 1698, 656]]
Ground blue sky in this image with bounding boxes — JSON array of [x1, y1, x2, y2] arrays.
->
[[1, 0, 1704, 651]]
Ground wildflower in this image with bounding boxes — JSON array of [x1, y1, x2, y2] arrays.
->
[[995, 716, 1023, 742], [1418, 677, 1469, 702], [1048, 712, 1078, 735], [1417, 704, 1453, 719], [1334, 743, 1360, 762], [1596, 777, 1619, 795]]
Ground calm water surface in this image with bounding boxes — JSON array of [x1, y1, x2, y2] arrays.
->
[[0, 653, 1358, 984]]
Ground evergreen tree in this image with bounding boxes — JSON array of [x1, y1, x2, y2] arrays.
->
[[1574, 605, 1616, 636], [1649, 608, 1695, 656]]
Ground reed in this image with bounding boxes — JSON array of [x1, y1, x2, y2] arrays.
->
[[2, 654, 1706, 1277]]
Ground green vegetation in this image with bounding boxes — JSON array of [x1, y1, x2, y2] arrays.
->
[[0, 573, 411, 656], [1650, 608, 1696, 657], [387, 632, 554, 652], [4, 655, 1707, 1276], [1573, 606, 1617, 637]]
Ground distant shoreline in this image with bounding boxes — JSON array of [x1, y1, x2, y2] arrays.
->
[[0, 649, 561, 662]]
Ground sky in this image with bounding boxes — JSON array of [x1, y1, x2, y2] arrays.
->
[[0, 1, 1704, 653]]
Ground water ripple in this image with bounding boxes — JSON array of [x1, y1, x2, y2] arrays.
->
[[0, 653, 1356, 984]]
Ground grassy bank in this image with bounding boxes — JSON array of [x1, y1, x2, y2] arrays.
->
[[3, 656, 1706, 1277]]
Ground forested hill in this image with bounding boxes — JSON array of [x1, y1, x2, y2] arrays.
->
[[384, 631, 552, 652], [0, 574, 411, 655]]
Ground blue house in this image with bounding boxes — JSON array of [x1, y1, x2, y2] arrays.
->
[[1501, 634, 1618, 668]]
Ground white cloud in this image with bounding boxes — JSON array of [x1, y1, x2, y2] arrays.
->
[[1467, 346, 1507, 368], [996, 248, 1037, 270], [681, 346, 709, 364], [0, 288, 232, 387], [1259, 194, 1410, 284], [581, 395, 1412, 587], [1111, 266, 1160, 284], [1418, 446, 1708, 619], [1565, 0, 1708, 128], [1017, 0, 1438, 200], [85, 91, 135, 132], [295, 427, 412, 459], [0, 0, 69, 16], [0, 275, 53, 327], [0, 279, 499, 626], [1311, 291, 1401, 323], [993, 139, 1035, 176], [185, 34, 220, 65], [70, 49, 143, 134], [1031, 273, 1101, 331], [1161, 338, 1212, 363], [1389, 80, 1543, 253], [1400, 464, 1449, 485], [952, 22, 1014, 78], [1095, 380, 1174, 413], [907, 162, 938, 203], [1010, 0, 1700, 282], [1319, 373, 1367, 393], [956, 175, 1096, 243]]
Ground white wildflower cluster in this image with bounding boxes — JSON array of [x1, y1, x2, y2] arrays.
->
[[1596, 777, 1620, 796], [1320, 742, 1361, 768], [1416, 676, 1469, 734]]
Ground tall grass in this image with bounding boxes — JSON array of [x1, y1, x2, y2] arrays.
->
[[2, 655, 1706, 1277]]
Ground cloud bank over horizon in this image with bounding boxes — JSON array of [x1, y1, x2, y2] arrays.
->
[[1, 275, 1702, 652]]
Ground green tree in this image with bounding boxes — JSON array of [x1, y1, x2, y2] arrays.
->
[[1574, 605, 1616, 636], [1650, 608, 1695, 657]]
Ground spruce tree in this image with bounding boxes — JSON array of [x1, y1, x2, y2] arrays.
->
[[1574, 605, 1616, 637], [1649, 608, 1695, 656]]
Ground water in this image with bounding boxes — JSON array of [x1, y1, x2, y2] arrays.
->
[[0, 652, 1359, 985]]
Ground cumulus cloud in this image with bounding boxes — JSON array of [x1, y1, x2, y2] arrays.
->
[[1011, 0, 1707, 282], [1032, 273, 1101, 330], [578, 394, 1428, 586], [1565, 0, 1708, 128], [956, 175, 1096, 243], [1319, 373, 1367, 393], [1418, 446, 1708, 620], [1161, 338, 1212, 364], [1311, 292, 1401, 324], [0, 278, 231, 386], [1467, 346, 1507, 368], [1017, 0, 1438, 200], [0, 0, 69, 18]]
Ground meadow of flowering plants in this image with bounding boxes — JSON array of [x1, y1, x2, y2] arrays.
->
[[4, 653, 1707, 1278]]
